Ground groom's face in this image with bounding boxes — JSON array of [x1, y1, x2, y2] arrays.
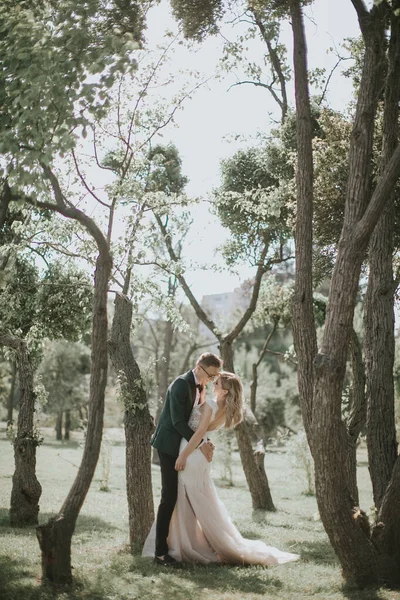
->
[[197, 363, 220, 384]]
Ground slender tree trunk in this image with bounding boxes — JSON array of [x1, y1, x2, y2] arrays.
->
[[55, 411, 63, 441], [364, 205, 397, 510], [345, 329, 367, 505], [0, 333, 42, 526], [36, 248, 111, 584], [249, 363, 257, 415], [220, 339, 275, 511], [64, 410, 71, 441], [289, 0, 317, 450], [7, 358, 17, 424], [249, 322, 278, 415], [108, 292, 155, 551]]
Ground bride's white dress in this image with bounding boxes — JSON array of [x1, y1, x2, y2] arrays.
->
[[143, 398, 300, 566]]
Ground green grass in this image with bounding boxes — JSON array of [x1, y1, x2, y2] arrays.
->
[[1, 426, 399, 600]]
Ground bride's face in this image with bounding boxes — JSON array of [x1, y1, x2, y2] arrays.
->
[[213, 378, 227, 401]]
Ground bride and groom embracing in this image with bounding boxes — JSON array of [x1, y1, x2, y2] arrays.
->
[[143, 352, 299, 567]]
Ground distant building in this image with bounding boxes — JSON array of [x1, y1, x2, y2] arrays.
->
[[199, 281, 252, 340]]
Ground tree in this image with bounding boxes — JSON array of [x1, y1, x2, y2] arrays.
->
[[289, 0, 400, 587], [0, 252, 92, 525], [0, 331, 42, 527]]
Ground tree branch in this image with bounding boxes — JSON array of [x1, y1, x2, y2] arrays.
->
[[154, 213, 220, 336], [225, 241, 270, 343], [355, 144, 400, 244], [251, 8, 288, 122], [71, 149, 111, 209]]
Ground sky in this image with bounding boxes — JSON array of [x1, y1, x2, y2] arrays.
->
[[132, 0, 361, 300]]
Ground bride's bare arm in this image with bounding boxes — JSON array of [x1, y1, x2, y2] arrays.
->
[[208, 409, 225, 431], [175, 404, 212, 471]]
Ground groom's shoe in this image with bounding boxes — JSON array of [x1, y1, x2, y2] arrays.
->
[[153, 554, 180, 567]]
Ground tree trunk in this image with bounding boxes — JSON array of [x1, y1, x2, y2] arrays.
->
[[345, 328, 367, 505], [364, 203, 397, 510], [364, 219, 397, 511], [249, 322, 278, 415], [249, 363, 257, 414], [363, 0, 400, 513], [55, 411, 63, 441], [289, 0, 318, 450], [0, 334, 42, 527], [7, 358, 17, 424], [108, 292, 155, 551], [36, 247, 111, 584], [220, 339, 275, 511], [64, 409, 71, 441]]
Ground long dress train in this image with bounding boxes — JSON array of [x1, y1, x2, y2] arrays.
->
[[143, 398, 300, 566]]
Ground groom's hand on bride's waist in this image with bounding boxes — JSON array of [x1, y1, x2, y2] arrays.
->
[[200, 440, 214, 462]]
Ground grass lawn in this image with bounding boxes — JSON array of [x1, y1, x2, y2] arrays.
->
[[1, 425, 399, 600]]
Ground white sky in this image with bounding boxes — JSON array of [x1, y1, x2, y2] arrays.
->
[[135, 0, 360, 300]]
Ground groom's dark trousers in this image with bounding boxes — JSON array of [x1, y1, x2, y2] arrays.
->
[[155, 451, 178, 557], [151, 370, 197, 557]]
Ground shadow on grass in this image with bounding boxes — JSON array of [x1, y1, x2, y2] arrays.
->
[[122, 554, 283, 598], [0, 508, 120, 536], [295, 539, 339, 566], [341, 583, 387, 600], [39, 439, 82, 450], [0, 555, 119, 600]]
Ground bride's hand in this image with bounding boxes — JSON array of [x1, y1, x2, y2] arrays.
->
[[175, 454, 187, 471]]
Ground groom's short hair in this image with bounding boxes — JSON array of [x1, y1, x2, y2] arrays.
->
[[196, 353, 223, 369]]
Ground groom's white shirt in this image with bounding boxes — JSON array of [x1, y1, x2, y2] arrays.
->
[[192, 369, 201, 407], [192, 369, 206, 447]]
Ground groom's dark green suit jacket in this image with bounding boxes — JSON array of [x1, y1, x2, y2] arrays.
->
[[151, 370, 197, 458]]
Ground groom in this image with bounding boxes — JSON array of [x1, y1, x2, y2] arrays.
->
[[151, 352, 223, 566]]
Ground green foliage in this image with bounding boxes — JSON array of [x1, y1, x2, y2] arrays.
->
[[0, 256, 38, 336], [170, 0, 224, 40], [147, 144, 188, 195], [37, 262, 93, 341], [251, 275, 294, 330], [0, 0, 141, 185], [214, 144, 292, 263], [37, 338, 91, 416], [0, 255, 92, 347]]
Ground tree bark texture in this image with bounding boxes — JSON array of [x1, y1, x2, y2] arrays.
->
[[108, 292, 155, 551], [345, 329, 367, 505], [36, 248, 111, 584], [289, 0, 317, 444], [220, 339, 275, 511], [0, 333, 42, 527]]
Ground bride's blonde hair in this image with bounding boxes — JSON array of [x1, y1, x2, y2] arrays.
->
[[219, 371, 243, 428]]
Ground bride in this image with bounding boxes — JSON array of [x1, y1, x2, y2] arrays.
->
[[144, 371, 300, 566]]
